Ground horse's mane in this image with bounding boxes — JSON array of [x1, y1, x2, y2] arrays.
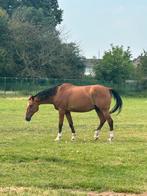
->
[[34, 84, 60, 101]]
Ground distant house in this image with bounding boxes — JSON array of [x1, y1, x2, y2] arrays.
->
[[84, 58, 100, 76], [84, 57, 141, 76]]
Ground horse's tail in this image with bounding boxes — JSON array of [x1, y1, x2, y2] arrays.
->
[[109, 89, 123, 114]]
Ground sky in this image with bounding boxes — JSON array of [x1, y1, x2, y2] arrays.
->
[[58, 0, 147, 59]]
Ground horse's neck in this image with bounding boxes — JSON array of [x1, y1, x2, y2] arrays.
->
[[39, 96, 54, 105]]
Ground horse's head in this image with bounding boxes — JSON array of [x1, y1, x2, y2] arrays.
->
[[25, 96, 39, 121]]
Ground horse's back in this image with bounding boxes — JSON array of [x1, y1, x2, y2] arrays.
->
[[54, 83, 111, 112], [59, 83, 108, 90], [58, 83, 111, 100]]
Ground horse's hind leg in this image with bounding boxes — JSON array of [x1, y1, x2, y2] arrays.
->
[[94, 106, 106, 140], [102, 110, 114, 142], [66, 112, 76, 141]]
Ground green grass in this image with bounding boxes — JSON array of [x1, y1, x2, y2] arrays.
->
[[0, 97, 147, 195]]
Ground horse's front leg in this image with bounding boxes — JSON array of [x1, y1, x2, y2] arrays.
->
[[55, 110, 65, 141], [66, 112, 76, 141]]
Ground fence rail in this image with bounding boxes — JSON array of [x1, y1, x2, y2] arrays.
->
[[0, 77, 143, 96]]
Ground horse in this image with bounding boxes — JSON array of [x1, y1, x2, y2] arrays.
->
[[25, 83, 122, 142]]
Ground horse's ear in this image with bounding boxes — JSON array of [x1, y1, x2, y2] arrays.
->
[[28, 96, 34, 101]]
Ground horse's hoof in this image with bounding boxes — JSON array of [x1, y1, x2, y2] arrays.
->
[[108, 137, 113, 143], [54, 138, 61, 142], [71, 138, 76, 141], [94, 137, 99, 141]]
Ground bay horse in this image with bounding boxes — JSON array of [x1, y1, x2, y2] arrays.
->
[[25, 83, 122, 142]]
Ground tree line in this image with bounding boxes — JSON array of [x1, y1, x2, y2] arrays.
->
[[0, 0, 85, 78], [0, 0, 147, 86]]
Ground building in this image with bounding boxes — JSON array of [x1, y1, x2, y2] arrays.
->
[[84, 58, 100, 76]]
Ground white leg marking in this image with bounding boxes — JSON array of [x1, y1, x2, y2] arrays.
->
[[94, 130, 100, 140], [71, 133, 76, 141], [108, 131, 114, 142], [55, 133, 62, 141]]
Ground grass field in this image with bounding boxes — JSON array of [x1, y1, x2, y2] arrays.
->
[[0, 97, 147, 195]]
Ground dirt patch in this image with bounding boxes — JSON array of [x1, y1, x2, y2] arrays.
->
[[0, 187, 146, 196], [87, 192, 147, 196]]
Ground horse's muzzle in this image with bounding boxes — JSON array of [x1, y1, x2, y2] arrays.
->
[[25, 117, 31, 121]]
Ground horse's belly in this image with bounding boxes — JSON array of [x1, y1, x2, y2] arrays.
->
[[69, 107, 94, 112], [67, 97, 94, 112]]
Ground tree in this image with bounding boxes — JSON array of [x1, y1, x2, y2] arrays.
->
[[10, 14, 59, 77], [0, 8, 9, 46], [0, 0, 85, 78], [0, 8, 15, 76], [0, 0, 62, 26], [46, 42, 85, 79], [138, 51, 147, 78], [0, 0, 20, 15], [94, 45, 134, 84], [10, 9, 85, 78], [135, 51, 147, 89]]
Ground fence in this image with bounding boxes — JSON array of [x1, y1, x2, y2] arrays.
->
[[0, 77, 143, 96]]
